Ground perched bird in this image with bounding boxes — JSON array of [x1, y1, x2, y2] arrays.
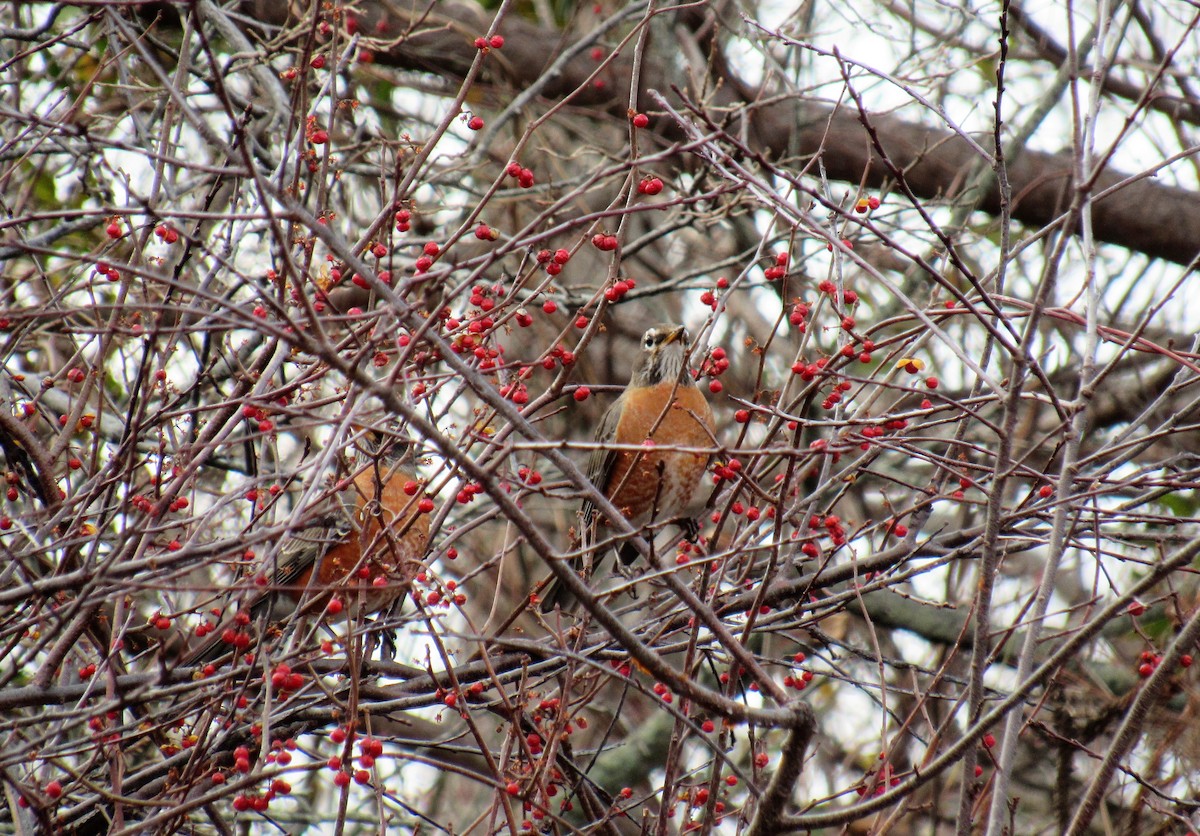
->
[[541, 323, 716, 612], [187, 427, 430, 664]]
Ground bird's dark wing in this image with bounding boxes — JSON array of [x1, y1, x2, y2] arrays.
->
[[579, 393, 626, 530], [269, 515, 351, 589]]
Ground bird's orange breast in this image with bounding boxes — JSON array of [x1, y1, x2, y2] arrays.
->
[[299, 467, 430, 615], [605, 383, 715, 525]]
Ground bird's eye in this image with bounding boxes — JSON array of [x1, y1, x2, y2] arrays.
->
[[643, 334, 655, 348]]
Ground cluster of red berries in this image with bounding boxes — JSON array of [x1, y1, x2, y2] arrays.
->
[[506, 160, 536, 189], [269, 662, 305, 693], [153, 224, 179, 244], [535, 247, 570, 275], [592, 232, 618, 251], [414, 240, 440, 273], [696, 346, 729, 394], [602, 278, 634, 303], [637, 176, 663, 195], [322, 730, 386, 789], [697, 276, 731, 311], [412, 569, 467, 608], [128, 494, 156, 514], [539, 343, 576, 371], [727, 500, 774, 524], [455, 481, 484, 504], [516, 466, 543, 486], [473, 34, 504, 50], [790, 356, 829, 381], [1136, 651, 1164, 678], [94, 261, 121, 282], [795, 514, 847, 558], [854, 195, 882, 213], [448, 324, 501, 370], [305, 115, 328, 145], [764, 251, 788, 281], [394, 207, 412, 232], [499, 376, 529, 404], [821, 379, 854, 411], [711, 457, 743, 484], [241, 403, 275, 433], [216, 610, 254, 653], [498, 697, 582, 818], [855, 754, 902, 798]]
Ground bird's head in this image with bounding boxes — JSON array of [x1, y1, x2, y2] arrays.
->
[[352, 422, 416, 463], [630, 323, 694, 387]]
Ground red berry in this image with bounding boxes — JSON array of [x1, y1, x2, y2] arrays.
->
[[982, 733, 995, 748], [925, 376, 939, 389], [489, 35, 504, 48], [541, 300, 557, 314], [574, 387, 590, 402], [632, 112, 649, 128], [1127, 600, 1146, 616], [467, 115, 484, 130], [734, 409, 749, 423], [1038, 484, 1053, 498], [310, 55, 326, 69], [105, 222, 122, 239]]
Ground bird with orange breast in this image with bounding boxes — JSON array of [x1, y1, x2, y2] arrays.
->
[[188, 426, 430, 664], [541, 323, 716, 612]]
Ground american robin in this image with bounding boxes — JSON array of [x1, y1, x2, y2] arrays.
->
[[541, 323, 716, 612], [188, 427, 430, 663]]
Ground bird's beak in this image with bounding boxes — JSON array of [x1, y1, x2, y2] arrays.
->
[[664, 326, 687, 345]]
